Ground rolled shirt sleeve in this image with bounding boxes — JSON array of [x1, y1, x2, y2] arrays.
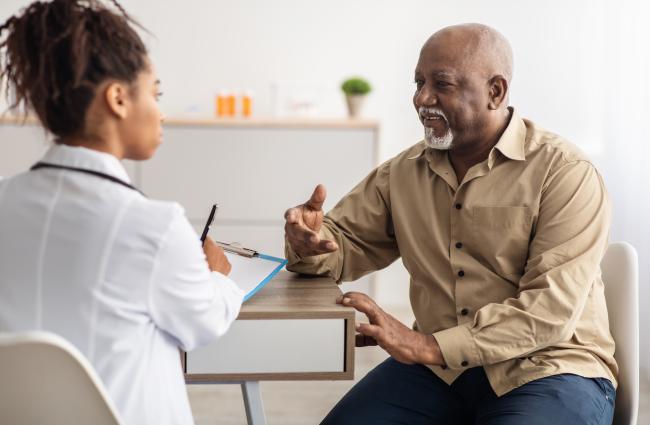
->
[[147, 207, 245, 352], [434, 160, 611, 369]]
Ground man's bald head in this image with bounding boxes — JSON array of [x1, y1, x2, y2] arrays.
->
[[423, 23, 513, 84]]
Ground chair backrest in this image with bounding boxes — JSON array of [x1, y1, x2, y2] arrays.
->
[[601, 242, 639, 425], [0, 331, 123, 425]]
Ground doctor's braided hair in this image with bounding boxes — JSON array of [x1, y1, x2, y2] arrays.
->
[[0, 0, 148, 138]]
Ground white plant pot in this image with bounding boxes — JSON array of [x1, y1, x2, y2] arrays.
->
[[345, 94, 366, 118]]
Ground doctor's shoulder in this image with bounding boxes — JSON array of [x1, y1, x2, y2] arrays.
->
[[122, 197, 196, 246]]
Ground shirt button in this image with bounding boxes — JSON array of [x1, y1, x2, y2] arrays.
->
[[460, 308, 469, 316], [461, 361, 468, 367], [457, 270, 465, 277], [441, 365, 448, 370], [455, 203, 462, 210], [455, 242, 463, 249]]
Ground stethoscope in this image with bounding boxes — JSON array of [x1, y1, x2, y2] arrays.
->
[[30, 162, 145, 196]]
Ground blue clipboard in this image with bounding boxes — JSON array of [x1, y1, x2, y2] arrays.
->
[[220, 246, 287, 302], [243, 254, 287, 302]]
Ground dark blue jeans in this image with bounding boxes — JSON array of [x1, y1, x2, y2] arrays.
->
[[322, 358, 615, 425]]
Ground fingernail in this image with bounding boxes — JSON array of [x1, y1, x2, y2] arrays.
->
[[342, 297, 351, 304]]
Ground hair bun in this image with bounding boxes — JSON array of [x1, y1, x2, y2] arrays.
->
[[0, 0, 148, 138]]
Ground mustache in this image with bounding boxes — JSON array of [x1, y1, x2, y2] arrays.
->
[[418, 106, 448, 121]]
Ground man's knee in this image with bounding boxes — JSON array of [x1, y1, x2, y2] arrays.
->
[[321, 357, 463, 425], [477, 374, 616, 425]]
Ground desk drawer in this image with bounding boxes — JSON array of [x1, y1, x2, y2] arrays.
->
[[185, 318, 352, 381]]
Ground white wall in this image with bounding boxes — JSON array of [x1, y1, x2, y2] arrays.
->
[[2, 0, 648, 376], [0, 0, 606, 156], [139, 0, 605, 157]]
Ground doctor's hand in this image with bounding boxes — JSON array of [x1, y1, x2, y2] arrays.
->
[[284, 184, 339, 257], [203, 237, 232, 276], [337, 292, 445, 366]]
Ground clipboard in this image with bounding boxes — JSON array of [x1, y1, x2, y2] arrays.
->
[[217, 241, 287, 302]]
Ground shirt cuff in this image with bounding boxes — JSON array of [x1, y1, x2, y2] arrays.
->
[[433, 322, 483, 369]]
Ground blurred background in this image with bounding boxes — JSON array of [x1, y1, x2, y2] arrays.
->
[[1, 0, 648, 423]]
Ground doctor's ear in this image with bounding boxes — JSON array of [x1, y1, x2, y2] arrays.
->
[[104, 81, 130, 119]]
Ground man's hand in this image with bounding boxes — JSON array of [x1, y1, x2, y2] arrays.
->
[[337, 292, 445, 366], [284, 184, 339, 257], [203, 236, 232, 276]]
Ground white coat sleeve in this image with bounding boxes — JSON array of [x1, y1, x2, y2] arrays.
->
[[147, 208, 245, 352]]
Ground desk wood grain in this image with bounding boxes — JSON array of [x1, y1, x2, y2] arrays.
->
[[238, 271, 353, 319]]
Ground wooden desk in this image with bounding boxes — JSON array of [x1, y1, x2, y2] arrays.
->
[[184, 271, 355, 382], [182, 271, 355, 425]]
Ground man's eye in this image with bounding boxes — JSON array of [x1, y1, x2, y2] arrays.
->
[[436, 81, 451, 88], [414, 80, 424, 90], [155, 91, 163, 101]]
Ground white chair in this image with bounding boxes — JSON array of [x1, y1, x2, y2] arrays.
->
[[601, 242, 640, 425], [0, 331, 124, 425]]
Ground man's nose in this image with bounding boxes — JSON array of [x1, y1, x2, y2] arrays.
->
[[415, 85, 438, 107]]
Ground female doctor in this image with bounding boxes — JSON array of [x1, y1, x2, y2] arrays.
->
[[0, 1, 244, 424]]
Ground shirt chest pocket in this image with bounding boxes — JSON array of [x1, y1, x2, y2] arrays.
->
[[471, 206, 533, 277]]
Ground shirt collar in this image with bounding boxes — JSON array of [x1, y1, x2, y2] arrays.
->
[[406, 107, 527, 163], [493, 108, 526, 162], [40, 144, 132, 183], [407, 143, 427, 160]]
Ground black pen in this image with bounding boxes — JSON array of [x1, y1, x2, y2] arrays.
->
[[200, 204, 217, 246]]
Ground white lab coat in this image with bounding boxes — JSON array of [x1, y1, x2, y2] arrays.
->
[[0, 144, 245, 425]]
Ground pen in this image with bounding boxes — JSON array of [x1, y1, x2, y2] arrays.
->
[[200, 204, 217, 246], [214, 241, 259, 258]]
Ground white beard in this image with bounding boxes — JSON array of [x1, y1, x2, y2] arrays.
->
[[419, 106, 454, 150], [424, 126, 454, 150]]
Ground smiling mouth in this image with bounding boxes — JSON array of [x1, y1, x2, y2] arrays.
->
[[422, 115, 446, 127]]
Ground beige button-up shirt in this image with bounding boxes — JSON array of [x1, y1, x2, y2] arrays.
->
[[286, 109, 617, 396]]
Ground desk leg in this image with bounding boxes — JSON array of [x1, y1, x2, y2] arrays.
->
[[241, 381, 267, 425]]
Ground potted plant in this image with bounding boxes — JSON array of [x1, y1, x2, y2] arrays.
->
[[341, 77, 371, 118]]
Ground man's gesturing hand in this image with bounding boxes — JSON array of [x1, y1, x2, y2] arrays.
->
[[284, 184, 339, 257], [337, 292, 445, 366]]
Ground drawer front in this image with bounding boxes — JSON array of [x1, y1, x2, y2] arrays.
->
[[186, 319, 346, 374]]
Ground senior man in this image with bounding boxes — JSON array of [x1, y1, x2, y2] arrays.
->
[[284, 23, 616, 425]]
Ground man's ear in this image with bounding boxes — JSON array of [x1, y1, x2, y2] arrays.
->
[[487, 75, 508, 110], [104, 81, 130, 119]]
